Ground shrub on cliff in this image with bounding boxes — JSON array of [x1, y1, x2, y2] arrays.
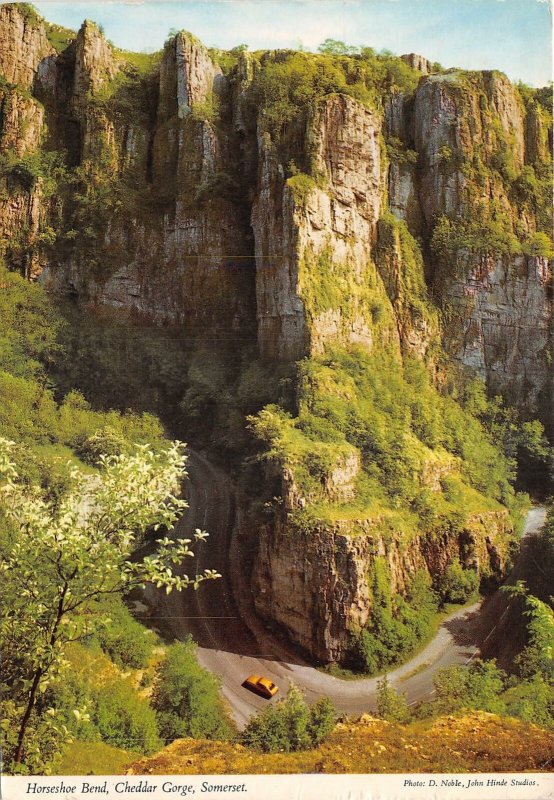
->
[[92, 679, 161, 754], [241, 685, 335, 753], [94, 596, 154, 669], [347, 565, 438, 674], [438, 558, 479, 604]]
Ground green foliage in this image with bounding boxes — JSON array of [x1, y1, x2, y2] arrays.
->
[[460, 380, 552, 495], [14, 3, 43, 28], [91, 680, 161, 753], [43, 646, 161, 757], [52, 740, 137, 777], [504, 582, 554, 682], [249, 48, 420, 141], [43, 22, 74, 53], [376, 213, 436, 323], [418, 655, 554, 728], [376, 675, 411, 722], [431, 214, 522, 266], [421, 659, 507, 717], [0, 267, 63, 378], [0, 699, 67, 776], [190, 93, 220, 123], [438, 558, 479, 604], [0, 440, 219, 771], [151, 640, 234, 742], [385, 136, 418, 167], [286, 172, 320, 205], [502, 674, 554, 729], [252, 347, 517, 515], [528, 505, 554, 602], [241, 685, 335, 753], [317, 39, 358, 56], [523, 231, 554, 259], [348, 564, 438, 674], [94, 597, 155, 669], [0, 149, 68, 198]]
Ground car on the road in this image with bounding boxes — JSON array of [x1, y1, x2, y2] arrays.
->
[[243, 675, 279, 699]]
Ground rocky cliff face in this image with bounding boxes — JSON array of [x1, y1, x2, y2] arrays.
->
[[0, 7, 255, 335], [0, 3, 54, 89], [386, 71, 553, 418], [252, 466, 511, 661], [253, 94, 399, 360], [0, 5, 552, 664], [0, 6, 550, 399]]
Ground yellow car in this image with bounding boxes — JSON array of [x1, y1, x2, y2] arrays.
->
[[243, 674, 279, 699]]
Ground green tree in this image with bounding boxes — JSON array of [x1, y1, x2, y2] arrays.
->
[[504, 582, 554, 681], [425, 659, 506, 717], [151, 640, 234, 741], [317, 39, 358, 55], [241, 685, 335, 753], [438, 558, 479, 604], [0, 439, 220, 770], [376, 675, 410, 722]]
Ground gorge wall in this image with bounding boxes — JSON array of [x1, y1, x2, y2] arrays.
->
[[0, 4, 552, 663]]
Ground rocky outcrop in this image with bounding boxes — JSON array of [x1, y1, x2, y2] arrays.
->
[[412, 72, 525, 226], [387, 70, 553, 418], [401, 53, 431, 74], [0, 4, 54, 90], [252, 469, 511, 662], [254, 94, 402, 360], [0, 88, 45, 156], [28, 22, 256, 336], [72, 20, 117, 104], [159, 32, 224, 121], [446, 253, 552, 411]]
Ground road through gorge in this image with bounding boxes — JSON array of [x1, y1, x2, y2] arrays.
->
[[143, 451, 546, 728]]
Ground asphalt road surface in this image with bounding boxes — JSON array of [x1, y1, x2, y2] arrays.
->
[[143, 451, 546, 728]]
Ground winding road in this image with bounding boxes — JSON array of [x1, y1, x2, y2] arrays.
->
[[143, 451, 546, 728]]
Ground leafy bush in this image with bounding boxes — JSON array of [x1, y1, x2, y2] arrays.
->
[[438, 558, 479, 604], [94, 597, 154, 669], [241, 685, 335, 753], [151, 640, 234, 742], [92, 680, 161, 753], [248, 47, 420, 141], [348, 564, 438, 674], [431, 214, 522, 266], [523, 231, 554, 259], [40, 645, 161, 769], [0, 266, 63, 379], [0, 150, 68, 197], [504, 583, 554, 682], [376, 675, 411, 722], [419, 659, 507, 718], [418, 657, 553, 728], [74, 425, 127, 466], [502, 674, 554, 728]]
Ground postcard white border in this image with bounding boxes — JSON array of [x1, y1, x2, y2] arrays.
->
[[2, 773, 554, 800]]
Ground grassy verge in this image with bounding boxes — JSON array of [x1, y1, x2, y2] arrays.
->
[[53, 741, 139, 775]]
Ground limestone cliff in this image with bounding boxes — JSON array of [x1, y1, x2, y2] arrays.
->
[[0, 5, 552, 665], [252, 466, 511, 661], [253, 94, 397, 360], [0, 3, 54, 90], [387, 71, 553, 417]]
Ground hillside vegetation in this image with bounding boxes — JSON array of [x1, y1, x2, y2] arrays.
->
[[130, 712, 553, 775]]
